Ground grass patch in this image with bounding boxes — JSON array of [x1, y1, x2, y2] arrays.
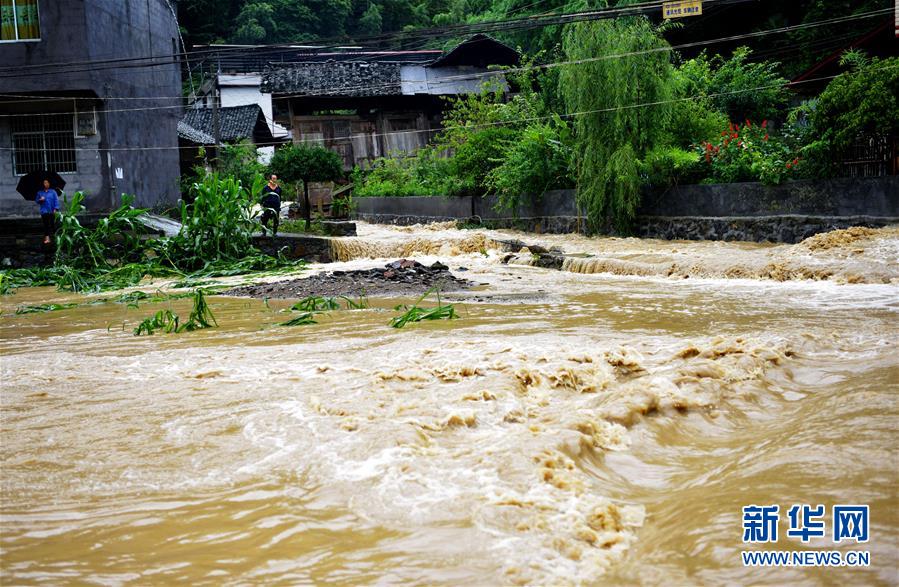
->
[[278, 218, 328, 236]]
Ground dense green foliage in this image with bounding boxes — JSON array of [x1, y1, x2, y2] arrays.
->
[[677, 48, 790, 122], [174, 173, 264, 266], [801, 53, 899, 175], [174, 0, 891, 235], [1, 175, 304, 294], [485, 118, 572, 211], [698, 120, 803, 185], [218, 140, 267, 192]]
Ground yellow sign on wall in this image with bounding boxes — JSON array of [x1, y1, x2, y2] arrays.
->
[[663, 0, 702, 19]]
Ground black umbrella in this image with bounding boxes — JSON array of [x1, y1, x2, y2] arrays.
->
[[17, 170, 66, 201]]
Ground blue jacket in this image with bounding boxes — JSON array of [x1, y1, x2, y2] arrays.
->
[[36, 189, 59, 214]]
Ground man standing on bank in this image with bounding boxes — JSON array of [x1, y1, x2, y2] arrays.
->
[[35, 179, 59, 245], [260, 174, 282, 236]]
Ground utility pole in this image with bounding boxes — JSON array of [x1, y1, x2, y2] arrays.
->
[[212, 59, 222, 167]]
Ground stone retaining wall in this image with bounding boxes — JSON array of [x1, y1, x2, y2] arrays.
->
[[352, 176, 899, 242]]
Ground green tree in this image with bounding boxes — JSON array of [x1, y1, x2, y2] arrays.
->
[[804, 52, 899, 176], [270, 143, 345, 229], [358, 3, 384, 35], [232, 2, 277, 44], [559, 8, 673, 232], [702, 48, 789, 122]]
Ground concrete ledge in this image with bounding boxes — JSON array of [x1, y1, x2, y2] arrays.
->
[[251, 233, 334, 263]]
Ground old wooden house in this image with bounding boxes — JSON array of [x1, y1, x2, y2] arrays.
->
[[260, 34, 519, 170]]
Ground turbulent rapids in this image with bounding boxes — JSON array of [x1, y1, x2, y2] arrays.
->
[[2, 222, 898, 585]]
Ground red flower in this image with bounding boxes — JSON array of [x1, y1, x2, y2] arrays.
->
[[786, 162, 792, 169], [721, 131, 727, 137], [793, 157, 799, 166], [761, 120, 768, 128], [745, 119, 751, 128], [705, 152, 712, 163], [732, 133, 739, 139], [763, 134, 769, 141]]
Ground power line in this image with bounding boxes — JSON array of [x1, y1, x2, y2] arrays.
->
[[0, 0, 760, 77], [3, 66, 889, 154], [0, 10, 889, 119]]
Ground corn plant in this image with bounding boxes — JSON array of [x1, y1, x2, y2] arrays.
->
[[180, 289, 217, 331], [173, 173, 263, 267], [15, 302, 80, 314], [339, 293, 369, 310], [291, 296, 341, 312], [132, 289, 217, 335], [133, 309, 180, 335], [279, 312, 318, 326], [389, 289, 458, 328]]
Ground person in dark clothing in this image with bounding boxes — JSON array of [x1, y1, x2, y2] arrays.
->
[[260, 174, 282, 236], [35, 179, 60, 244]]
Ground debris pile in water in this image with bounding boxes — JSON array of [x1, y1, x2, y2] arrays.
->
[[224, 259, 471, 298]]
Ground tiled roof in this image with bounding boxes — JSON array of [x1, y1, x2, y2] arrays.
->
[[259, 34, 520, 98], [177, 120, 215, 144], [178, 104, 275, 144], [261, 61, 402, 97]]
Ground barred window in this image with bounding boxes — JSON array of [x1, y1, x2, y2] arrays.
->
[[11, 113, 77, 175], [1, 0, 40, 41]]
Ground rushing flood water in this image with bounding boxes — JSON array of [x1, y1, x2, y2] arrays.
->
[[2, 223, 898, 585]]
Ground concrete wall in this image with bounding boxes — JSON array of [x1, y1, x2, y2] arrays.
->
[[0, 116, 104, 217], [0, 0, 182, 216], [352, 177, 899, 243], [640, 177, 899, 218]]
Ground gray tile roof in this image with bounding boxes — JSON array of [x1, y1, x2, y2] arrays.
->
[[261, 61, 402, 97], [177, 120, 215, 144], [178, 104, 275, 144], [259, 35, 519, 98]]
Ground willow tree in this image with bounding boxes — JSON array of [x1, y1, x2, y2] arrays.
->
[[560, 7, 673, 232]]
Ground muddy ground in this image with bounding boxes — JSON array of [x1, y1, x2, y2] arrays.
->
[[224, 259, 473, 299]]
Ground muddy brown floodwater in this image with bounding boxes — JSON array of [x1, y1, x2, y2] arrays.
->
[[1, 223, 897, 586]]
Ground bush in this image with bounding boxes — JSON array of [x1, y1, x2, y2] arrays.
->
[[485, 118, 573, 212], [697, 120, 803, 185], [638, 146, 702, 190], [352, 148, 462, 197], [217, 139, 267, 191], [449, 126, 518, 195]]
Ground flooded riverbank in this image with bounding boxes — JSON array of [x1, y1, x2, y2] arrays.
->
[[2, 223, 897, 585]]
